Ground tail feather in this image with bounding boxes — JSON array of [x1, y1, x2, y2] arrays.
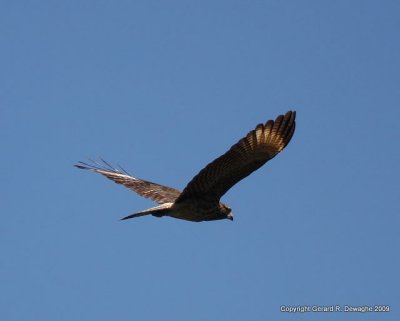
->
[[120, 202, 173, 221], [121, 212, 151, 220]]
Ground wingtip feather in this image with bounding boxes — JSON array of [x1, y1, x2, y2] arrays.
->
[[74, 162, 92, 170]]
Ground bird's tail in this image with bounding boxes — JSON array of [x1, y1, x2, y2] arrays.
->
[[121, 202, 173, 220]]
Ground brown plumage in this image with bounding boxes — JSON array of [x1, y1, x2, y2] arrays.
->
[[75, 111, 296, 222]]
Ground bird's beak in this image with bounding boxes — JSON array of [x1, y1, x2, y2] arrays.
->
[[227, 213, 234, 221]]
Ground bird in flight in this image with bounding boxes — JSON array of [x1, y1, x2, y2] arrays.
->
[[75, 111, 296, 222]]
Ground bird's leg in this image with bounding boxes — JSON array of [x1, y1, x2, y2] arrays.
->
[[151, 213, 164, 218]]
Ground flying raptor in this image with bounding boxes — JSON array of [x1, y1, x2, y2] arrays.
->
[[75, 111, 296, 222]]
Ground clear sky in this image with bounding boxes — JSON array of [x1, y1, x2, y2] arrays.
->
[[1, 1, 399, 320]]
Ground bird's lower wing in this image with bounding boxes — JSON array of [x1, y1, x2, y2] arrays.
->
[[176, 111, 296, 203], [74, 160, 181, 204]]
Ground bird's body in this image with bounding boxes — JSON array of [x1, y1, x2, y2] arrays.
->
[[129, 200, 231, 222], [75, 111, 296, 222]]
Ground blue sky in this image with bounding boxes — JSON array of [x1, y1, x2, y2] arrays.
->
[[1, 1, 399, 320]]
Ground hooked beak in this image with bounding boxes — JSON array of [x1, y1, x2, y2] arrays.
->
[[227, 213, 234, 221]]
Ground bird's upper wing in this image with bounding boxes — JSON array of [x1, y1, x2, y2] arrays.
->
[[74, 160, 181, 204], [176, 111, 296, 203]]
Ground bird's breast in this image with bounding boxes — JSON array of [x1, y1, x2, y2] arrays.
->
[[168, 199, 222, 222]]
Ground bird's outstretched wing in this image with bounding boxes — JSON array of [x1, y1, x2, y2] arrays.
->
[[74, 160, 181, 204], [176, 111, 296, 203]]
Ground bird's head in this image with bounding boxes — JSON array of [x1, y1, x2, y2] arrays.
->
[[220, 203, 233, 221]]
